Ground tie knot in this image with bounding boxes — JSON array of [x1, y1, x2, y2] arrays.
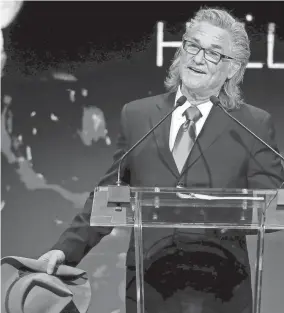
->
[[183, 106, 202, 123]]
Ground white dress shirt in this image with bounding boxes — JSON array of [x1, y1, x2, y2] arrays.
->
[[169, 87, 213, 151]]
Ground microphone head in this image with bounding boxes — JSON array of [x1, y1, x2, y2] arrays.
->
[[209, 95, 221, 107], [176, 95, 187, 107]]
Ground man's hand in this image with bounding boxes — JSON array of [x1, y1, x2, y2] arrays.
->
[[38, 250, 66, 275]]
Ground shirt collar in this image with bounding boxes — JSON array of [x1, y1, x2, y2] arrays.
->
[[174, 86, 213, 118]]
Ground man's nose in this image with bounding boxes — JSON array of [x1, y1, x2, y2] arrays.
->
[[193, 49, 205, 64]]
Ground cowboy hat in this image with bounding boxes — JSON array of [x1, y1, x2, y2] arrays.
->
[[1, 256, 91, 313]]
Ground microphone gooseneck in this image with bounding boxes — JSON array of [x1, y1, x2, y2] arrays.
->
[[209, 96, 284, 163], [116, 95, 187, 186]]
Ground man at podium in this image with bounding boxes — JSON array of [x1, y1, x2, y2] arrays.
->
[[38, 7, 284, 313]]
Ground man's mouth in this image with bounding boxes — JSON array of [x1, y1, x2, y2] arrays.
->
[[188, 66, 206, 74]]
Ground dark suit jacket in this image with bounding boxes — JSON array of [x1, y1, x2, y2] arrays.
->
[[52, 92, 284, 297]]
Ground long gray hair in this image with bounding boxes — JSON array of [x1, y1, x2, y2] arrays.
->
[[164, 7, 251, 110]]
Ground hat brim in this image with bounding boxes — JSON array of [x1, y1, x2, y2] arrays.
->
[[1, 256, 91, 313]]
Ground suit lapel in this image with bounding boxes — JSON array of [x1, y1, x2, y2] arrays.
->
[[150, 93, 233, 178], [184, 104, 231, 171], [150, 92, 180, 178]]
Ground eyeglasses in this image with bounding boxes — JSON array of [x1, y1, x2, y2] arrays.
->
[[182, 39, 234, 64]]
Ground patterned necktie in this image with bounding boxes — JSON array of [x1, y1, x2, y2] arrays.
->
[[172, 106, 202, 172]]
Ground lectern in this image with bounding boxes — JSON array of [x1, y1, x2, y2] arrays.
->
[[91, 187, 284, 313]]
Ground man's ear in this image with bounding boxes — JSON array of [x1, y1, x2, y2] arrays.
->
[[227, 61, 241, 79]]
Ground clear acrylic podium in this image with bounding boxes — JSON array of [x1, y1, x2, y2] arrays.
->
[[90, 187, 284, 313]]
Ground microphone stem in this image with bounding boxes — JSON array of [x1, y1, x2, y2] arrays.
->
[[218, 105, 284, 162], [116, 105, 179, 185]]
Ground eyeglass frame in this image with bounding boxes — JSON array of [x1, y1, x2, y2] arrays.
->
[[182, 38, 235, 64]]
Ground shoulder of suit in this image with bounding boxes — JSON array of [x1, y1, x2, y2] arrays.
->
[[123, 92, 171, 113], [230, 103, 274, 138], [240, 102, 271, 122]]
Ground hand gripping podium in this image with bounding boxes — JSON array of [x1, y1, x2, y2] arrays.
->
[[90, 187, 284, 313]]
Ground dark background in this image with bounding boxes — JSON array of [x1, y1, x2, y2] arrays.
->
[[1, 2, 284, 312]]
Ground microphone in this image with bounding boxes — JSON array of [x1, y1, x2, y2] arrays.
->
[[209, 96, 284, 235], [116, 95, 187, 186], [101, 95, 187, 207], [210, 96, 284, 163]]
